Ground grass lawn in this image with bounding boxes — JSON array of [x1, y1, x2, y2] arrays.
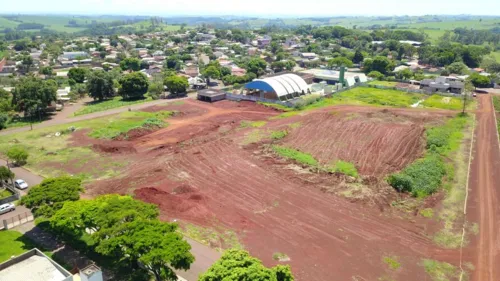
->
[[0, 230, 38, 263], [491, 51, 500, 62], [303, 87, 424, 110], [368, 81, 399, 87], [73, 96, 154, 116], [0, 188, 13, 199], [0, 110, 172, 179], [422, 95, 464, 110]]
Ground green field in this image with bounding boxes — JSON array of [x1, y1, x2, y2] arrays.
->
[[492, 51, 500, 62], [0, 231, 37, 263], [0, 110, 172, 179], [422, 95, 464, 111], [303, 87, 423, 110], [73, 96, 154, 116], [368, 81, 399, 87], [0, 15, 116, 33]]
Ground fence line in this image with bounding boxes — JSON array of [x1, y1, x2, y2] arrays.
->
[[1, 211, 34, 230]]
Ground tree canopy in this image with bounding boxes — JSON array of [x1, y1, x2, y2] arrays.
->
[[68, 68, 87, 83], [6, 146, 29, 166], [119, 72, 149, 99], [328, 57, 353, 68], [120, 57, 141, 72], [199, 249, 294, 281], [363, 56, 394, 75], [0, 166, 15, 187], [164, 75, 189, 95], [21, 176, 83, 217], [11, 76, 57, 117], [468, 73, 491, 88], [86, 70, 116, 101], [49, 195, 193, 281]]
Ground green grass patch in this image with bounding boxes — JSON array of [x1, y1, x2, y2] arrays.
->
[[422, 95, 464, 110], [420, 208, 434, 218], [272, 145, 318, 166], [242, 129, 266, 145], [0, 230, 39, 263], [368, 81, 399, 87], [272, 252, 290, 261], [270, 111, 300, 119], [257, 102, 294, 112], [270, 130, 288, 140], [181, 223, 243, 251], [493, 96, 500, 112], [383, 256, 401, 270], [0, 110, 171, 179], [433, 115, 474, 248], [73, 96, 154, 116], [240, 120, 267, 128], [302, 87, 423, 110], [330, 160, 359, 178], [422, 259, 461, 281], [88, 111, 172, 139], [0, 188, 13, 199], [388, 115, 468, 197]]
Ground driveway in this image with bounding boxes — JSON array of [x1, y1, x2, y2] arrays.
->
[[0, 159, 43, 196]]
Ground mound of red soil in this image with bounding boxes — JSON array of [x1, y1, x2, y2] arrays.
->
[[92, 143, 136, 154], [135, 186, 212, 223]]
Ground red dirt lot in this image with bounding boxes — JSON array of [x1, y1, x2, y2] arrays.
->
[[83, 100, 460, 280]]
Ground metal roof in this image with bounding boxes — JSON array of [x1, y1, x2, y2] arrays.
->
[[245, 74, 309, 98]]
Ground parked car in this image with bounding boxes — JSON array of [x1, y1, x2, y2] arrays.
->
[[0, 203, 15, 215], [14, 179, 28, 190], [473, 93, 477, 97]]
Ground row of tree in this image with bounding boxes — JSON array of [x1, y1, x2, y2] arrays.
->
[[20, 176, 294, 281]]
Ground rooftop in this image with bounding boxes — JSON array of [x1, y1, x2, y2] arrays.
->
[[0, 249, 71, 281]]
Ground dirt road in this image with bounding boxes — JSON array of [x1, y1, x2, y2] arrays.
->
[[468, 94, 500, 281]]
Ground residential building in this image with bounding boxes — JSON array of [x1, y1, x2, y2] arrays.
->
[[61, 52, 88, 60], [420, 76, 464, 94], [0, 248, 103, 281]]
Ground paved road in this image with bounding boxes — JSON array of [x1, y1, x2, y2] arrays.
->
[[468, 94, 500, 281], [0, 96, 192, 136]]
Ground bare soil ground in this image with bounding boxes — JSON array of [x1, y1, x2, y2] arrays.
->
[[75, 100, 464, 280], [466, 95, 500, 281]]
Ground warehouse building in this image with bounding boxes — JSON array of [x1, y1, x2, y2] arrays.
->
[[197, 89, 226, 102], [243, 73, 310, 101], [300, 68, 368, 87]]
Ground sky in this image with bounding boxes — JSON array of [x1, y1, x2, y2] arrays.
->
[[1, 0, 499, 17]]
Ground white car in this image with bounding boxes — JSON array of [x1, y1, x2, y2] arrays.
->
[[0, 203, 15, 215], [14, 179, 28, 190]]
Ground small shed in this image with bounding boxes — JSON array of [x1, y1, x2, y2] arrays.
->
[[197, 89, 226, 103]]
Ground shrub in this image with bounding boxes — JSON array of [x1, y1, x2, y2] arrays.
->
[[142, 118, 164, 128], [6, 146, 29, 165], [331, 160, 359, 178], [387, 173, 413, 193], [368, 71, 384, 80], [272, 145, 318, 166], [0, 112, 8, 129], [271, 130, 288, 140]]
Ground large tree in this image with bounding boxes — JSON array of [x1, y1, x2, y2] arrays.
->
[[86, 70, 116, 101], [327, 57, 353, 69], [363, 56, 394, 75], [120, 57, 141, 72], [352, 49, 364, 64], [202, 66, 221, 85], [21, 177, 82, 217], [6, 146, 29, 166], [246, 58, 267, 76], [119, 72, 149, 99], [199, 249, 294, 281], [446, 62, 469, 75], [68, 68, 87, 83], [0, 166, 15, 187], [468, 73, 491, 89], [11, 77, 57, 121], [96, 220, 194, 281], [164, 75, 189, 96]]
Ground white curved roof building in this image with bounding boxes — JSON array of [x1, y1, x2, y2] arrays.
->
[[244, 73, 310, 100]]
